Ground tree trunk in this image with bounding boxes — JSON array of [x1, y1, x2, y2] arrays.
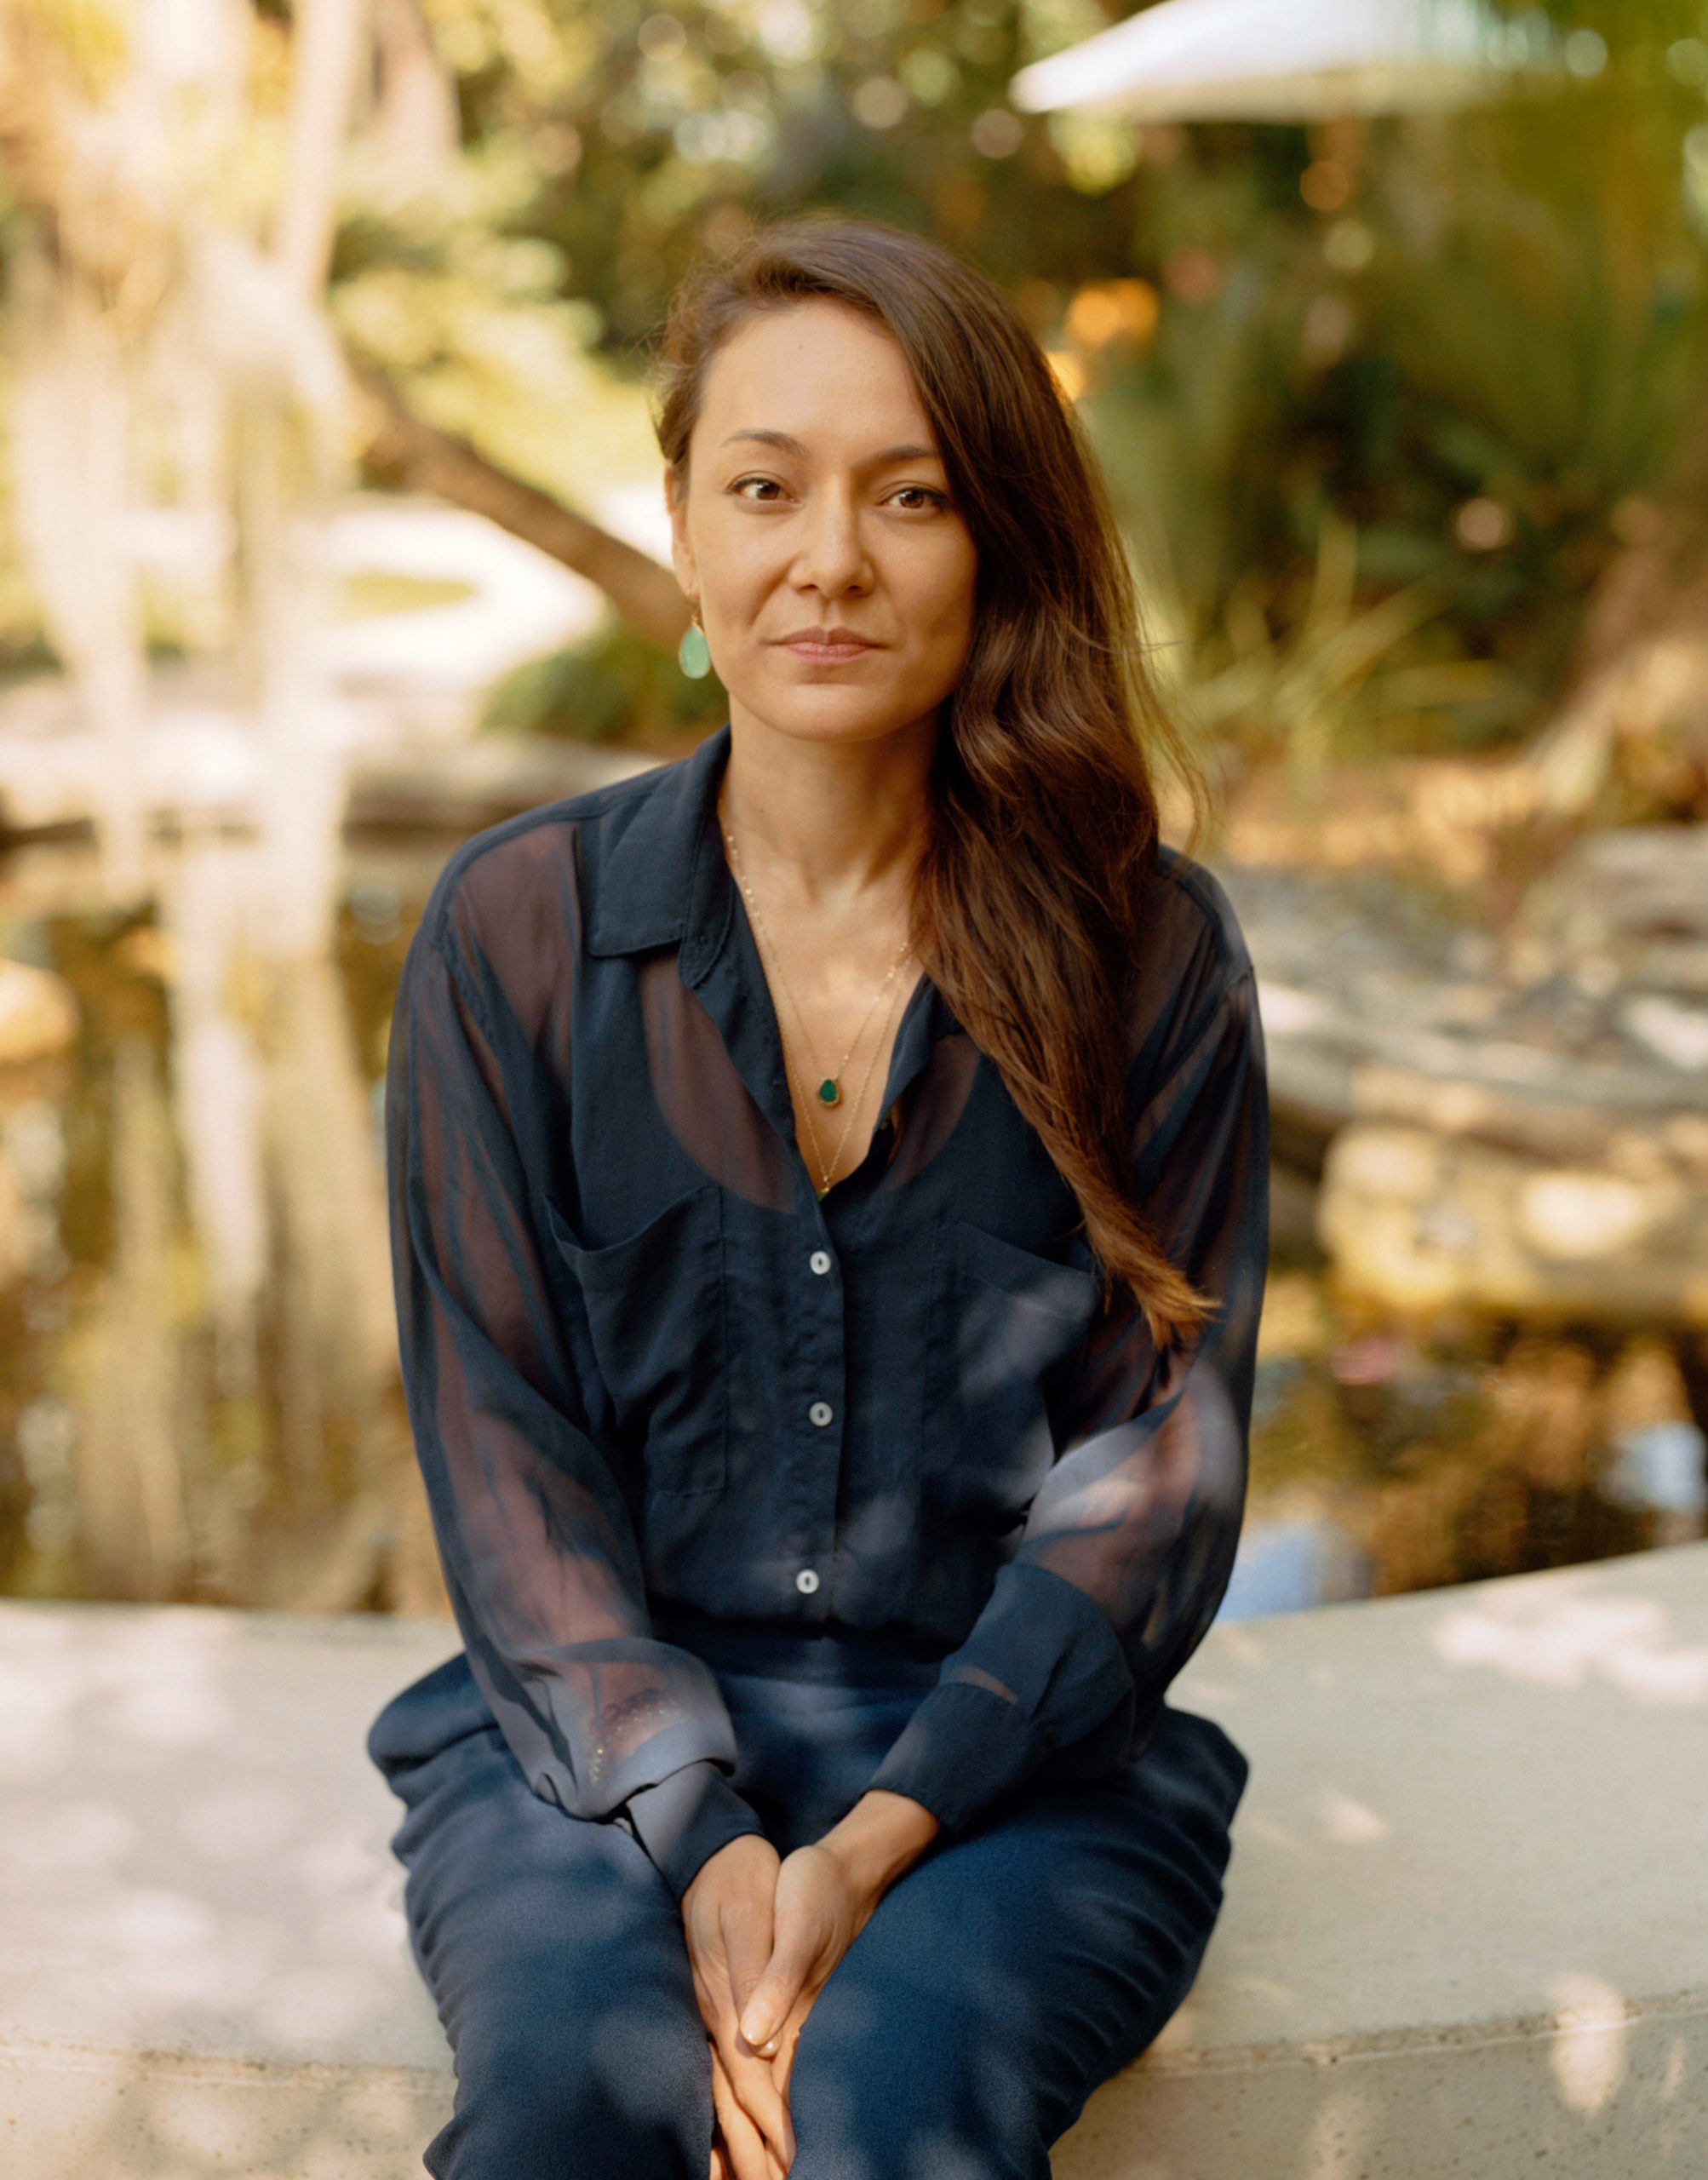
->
[[275, 0, 371, 301]]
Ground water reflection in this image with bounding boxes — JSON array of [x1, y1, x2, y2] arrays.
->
[[1239, 1264, 1703, 1619], [0, 836, 444, 1614], [1215, 1516, 1368, 1626]]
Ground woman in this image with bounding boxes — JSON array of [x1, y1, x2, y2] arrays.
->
[[370, 217, 1266, 2180]]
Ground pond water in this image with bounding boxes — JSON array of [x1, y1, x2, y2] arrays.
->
[[0, 835, 448, 1615], [0, 828, 1699, 1622]]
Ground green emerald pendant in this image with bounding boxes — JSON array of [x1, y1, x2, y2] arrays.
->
[[817, 1078, 840, 1107]]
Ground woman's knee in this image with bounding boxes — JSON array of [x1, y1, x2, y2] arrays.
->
[[427, 2013, 711, 2180], [786, 1990, 1047, 2180]]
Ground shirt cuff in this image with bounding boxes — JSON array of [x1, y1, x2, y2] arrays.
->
[[867, 1678, 1042, 1830], [624, 1760, 765, 1899], [868, 1563, 1135, 1833]]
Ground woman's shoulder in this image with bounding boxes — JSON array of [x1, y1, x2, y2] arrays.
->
[[415, 757, 683, 968], [1144, 846, 1254, 992], [1123, 846, 1258, 1089]]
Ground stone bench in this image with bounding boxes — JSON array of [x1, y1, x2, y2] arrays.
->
[[4, 1543, 1705, 2177]]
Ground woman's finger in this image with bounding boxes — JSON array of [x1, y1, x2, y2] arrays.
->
[[766, 1988, 818, 2103], [709, 2049, 760, 2180], [715, 2034, 795, 2171], [738, 1875, 822, 2051], [720, 1890, 777, 2026], [740, 1847, 843, 2051], [691, 1941, 795, 2166], [737, 1921, 817, 2055], [682, 1836, 782, 2044], [680, 1845, 795, 2166], [711, 2043, 788, 2180]]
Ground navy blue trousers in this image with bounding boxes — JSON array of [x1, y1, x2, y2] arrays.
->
[[369, 1623, 1246, 2180]]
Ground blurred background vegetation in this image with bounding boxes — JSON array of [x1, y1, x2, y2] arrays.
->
[[331, 0, 1708, 788], [1, 0, 1705, 787]]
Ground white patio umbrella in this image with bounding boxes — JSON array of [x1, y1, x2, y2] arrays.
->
[[1010, 0, 1553, 122]]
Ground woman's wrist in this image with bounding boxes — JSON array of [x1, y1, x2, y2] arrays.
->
[[820, 1789, 940, 1911]]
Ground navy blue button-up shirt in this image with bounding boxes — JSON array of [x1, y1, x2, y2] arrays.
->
[[388, 727, 1267, 1895]]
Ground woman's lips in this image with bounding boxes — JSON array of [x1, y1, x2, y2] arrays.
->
[[777, 632, 881, 663]]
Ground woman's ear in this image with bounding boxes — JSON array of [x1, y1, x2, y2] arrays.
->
[[667, 465, 698, 606]]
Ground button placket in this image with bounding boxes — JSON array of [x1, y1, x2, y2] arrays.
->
[[795, 1202, 844, 1615]]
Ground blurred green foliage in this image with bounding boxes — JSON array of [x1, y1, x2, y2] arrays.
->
[[392, 0, 1135, 340], [333, 0, 1708, 764], [484, 618, 730, 745]]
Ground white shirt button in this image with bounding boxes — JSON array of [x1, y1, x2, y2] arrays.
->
[[809, 1250, 832, 1276], [808, 1400, 834, 1428], [795, 1568, 821, 1595]]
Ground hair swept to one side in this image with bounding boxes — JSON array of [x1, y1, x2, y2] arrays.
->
[[654, 215, 1209, 1347]]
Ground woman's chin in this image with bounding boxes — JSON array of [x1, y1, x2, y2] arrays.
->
[[727, 688, 944, 753]]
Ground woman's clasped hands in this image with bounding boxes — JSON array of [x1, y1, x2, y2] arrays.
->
[[681, 1791, 940, 2180]]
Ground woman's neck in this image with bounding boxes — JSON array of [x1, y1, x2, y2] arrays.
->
[[719, 707, 936, 918]]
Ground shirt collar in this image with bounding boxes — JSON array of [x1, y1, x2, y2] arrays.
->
[[585, 726, 732, 964]]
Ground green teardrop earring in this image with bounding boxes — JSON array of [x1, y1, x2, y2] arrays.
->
[[678, 612, 712, 680]]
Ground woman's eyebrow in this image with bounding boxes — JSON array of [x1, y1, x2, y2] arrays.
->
[[720, 428, 808, 454], [719, 428, 942, 465]]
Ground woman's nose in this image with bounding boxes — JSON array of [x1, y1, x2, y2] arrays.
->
[[792, 486, 871, 597]]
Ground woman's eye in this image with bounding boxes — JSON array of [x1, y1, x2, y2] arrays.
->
[[732, 476, 785, 502], [889, 485, 948, 512]]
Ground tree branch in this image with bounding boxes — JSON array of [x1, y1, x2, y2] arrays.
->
[[350, 364, 691, 652]]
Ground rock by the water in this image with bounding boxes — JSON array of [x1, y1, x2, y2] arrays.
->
[[1317, 1122, 1708, 1325], [1517, 826, 1708, 999], [1221, 829, 1708, 1323]]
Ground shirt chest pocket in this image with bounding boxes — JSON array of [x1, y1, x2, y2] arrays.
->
[[926, 1219, 1101, 1530], [544, 1185, 727, 1499]]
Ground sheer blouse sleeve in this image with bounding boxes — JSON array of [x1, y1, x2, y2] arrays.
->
[[870, 954, 1267, 1832], [388, 909, 763, 1897]]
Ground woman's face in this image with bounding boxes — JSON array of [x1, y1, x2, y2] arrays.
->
[[669, 300, 978, 754]]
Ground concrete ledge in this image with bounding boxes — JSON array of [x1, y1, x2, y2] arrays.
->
[[5, 1545, 1707, 2177], [1057, 1541, 1708, 2178], [0, 1605, 456, 2178]]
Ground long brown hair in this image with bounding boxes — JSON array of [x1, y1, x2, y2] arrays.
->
[[655, 217, 1207, 1345]]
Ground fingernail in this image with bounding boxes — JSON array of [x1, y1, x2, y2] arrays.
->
[[740, 2012, 770, 2047]]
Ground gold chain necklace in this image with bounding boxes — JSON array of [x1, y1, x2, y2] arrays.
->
[[778, 969, 909, 1196], [721, 823, 911, 1113]]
